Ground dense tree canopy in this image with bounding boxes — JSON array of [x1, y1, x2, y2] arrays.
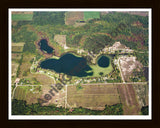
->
[[141, 106, 149, 115], [84, 35, 113, 54], [12, 99, 123, 115]]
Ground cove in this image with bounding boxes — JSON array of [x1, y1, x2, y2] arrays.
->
[[38, 39, 53, 54], [40, 53, 93, 77], [97, 56, 110, 68]]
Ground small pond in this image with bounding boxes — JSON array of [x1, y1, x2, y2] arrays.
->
[[97, 56, 110, 68], [38, 39, 53, 54]]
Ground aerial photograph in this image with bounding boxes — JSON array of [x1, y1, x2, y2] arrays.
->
[[9, 9, 151, 119]]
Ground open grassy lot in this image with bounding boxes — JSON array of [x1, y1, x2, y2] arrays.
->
[[83, 12, 100, 21], [12, 53, 22, 61], [54, 35, 66, 47], [12, 62, 19, 76], [65, 12, 84, 25], [12, 46, 24, 53], [40, 85, 66, 107], [90, 64, 113, 77], [12, 43, 25, 53], [12, 14, 33, 21], [18, 53, 33, 78], [14, 86, 42, 104], [67, 84, 120, 110]]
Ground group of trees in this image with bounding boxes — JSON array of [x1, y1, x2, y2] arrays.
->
[[12, 26, 37, 54], [12, 99, 123, 115], [99, 12, 149, 51], [131, 68, 146, 82], [66, 34, 83, 47], [12, 26, 37, 43], [135, 52, 149, 66], [32, 12, 65, 26], [141, 106, 149, 115], [84, 35, 113, 54], [66, 12, 148, 54]]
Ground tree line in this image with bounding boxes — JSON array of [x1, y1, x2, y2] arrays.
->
[[12, 99, 123, 115]]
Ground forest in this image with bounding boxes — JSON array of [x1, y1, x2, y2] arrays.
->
[[12, 99, 123, 115]]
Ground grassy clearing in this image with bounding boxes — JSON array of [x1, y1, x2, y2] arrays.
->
[[18, 53, 34, 78], [90, 64, 113, 77], [12, 43, 25, 53], [12, 14, 33, 21], [83, 12, 100, 21], [12, 62, 19, 76], [12, 53, 22, 60], [67, 85, 120, 110], [12, 46, 24, 53], [14, 86, 42, 104], [54, 35, 66, 47], [65, 12, 84, 25]]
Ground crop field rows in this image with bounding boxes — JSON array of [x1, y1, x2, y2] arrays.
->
[[14, 86, 42, 104], [65, 12, 84, 25], [67, 85, 120, 110], [65, 12, 100, 25], [117, 84, 142, 115]]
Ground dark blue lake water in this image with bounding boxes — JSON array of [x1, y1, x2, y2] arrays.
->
[[40, 53, 93, 77], [97, 56, 110, 67], [38, 39, 53, 54]]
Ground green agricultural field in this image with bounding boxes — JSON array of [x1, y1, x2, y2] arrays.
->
[[12, 14, 33, 21], [83, 12, 100, 21], [67, 84, 120, 110], [14, 86, 42, 104]]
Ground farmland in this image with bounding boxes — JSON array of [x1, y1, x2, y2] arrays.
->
[[12, 14, 33, 21], [84, 12, 100, 21], [65, 12, 84, 25], [39, 85, 66, 107], [12, 43, 25, 53], [14, 86, 42, 104], [117, 84, 141, 115], [67, 84, 120, 110], [12, 62, 19, 77]]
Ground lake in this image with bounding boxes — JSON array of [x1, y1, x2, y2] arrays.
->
[[38, 39, 53, 54], [40, 53, 93, 77], [97, 56, 110, 68]]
